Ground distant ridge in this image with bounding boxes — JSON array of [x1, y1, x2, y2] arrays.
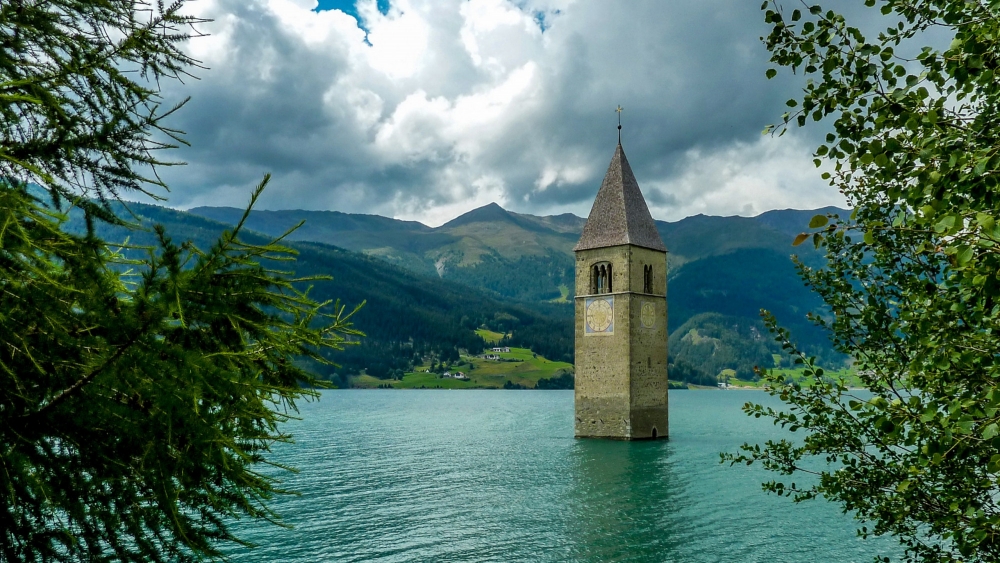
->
[[441, 202, 576, 237], [183, 201, 853, 373], [191, 206, 432, 233], [518, 212, 587, 234], [65, 200, 575, 380], [754, 206, 848, 237], [190, 202, 848, 244], [186, 202, 847, 319], [440, 202, 513, 228]]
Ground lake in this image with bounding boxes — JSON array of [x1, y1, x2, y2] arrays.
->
[[226, 390, 898, 562]]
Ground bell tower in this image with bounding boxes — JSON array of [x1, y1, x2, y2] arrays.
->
[[573, 141, 669, 440]]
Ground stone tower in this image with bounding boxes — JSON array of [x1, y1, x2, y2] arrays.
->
[[574, 142, 668, 440]]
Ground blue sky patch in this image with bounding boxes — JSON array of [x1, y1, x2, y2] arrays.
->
[[533, 9, 559, 32], [314, 0, 391, 27]]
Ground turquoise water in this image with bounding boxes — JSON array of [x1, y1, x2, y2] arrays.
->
[[228, 390, 898, 562]]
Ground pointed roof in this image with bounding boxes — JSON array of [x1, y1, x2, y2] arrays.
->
[[574, 144, 667, 252]]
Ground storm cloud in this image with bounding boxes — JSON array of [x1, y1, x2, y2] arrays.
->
[[158, 0, 848, 225]]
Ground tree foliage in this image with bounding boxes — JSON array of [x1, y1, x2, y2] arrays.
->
[[1, 178, 361, 562], [443, 252, 574, 302], [725, 2, 1000, 561], [0, 1, 361, 561], [0, 0, 203, 216], [534, 370, 574, 390], [669, 313, 783, 381]]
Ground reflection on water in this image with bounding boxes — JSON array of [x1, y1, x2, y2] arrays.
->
[[567, 439, 691, 561], [224, 390, 900, 563]]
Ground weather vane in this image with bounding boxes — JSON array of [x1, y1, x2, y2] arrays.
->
[[615, 105, 623, 144]]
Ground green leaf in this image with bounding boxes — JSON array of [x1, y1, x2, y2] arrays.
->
[[809, 215, 829, 228], [975, 157, 989, 176], [977, 213, 995, 231], [936, 215, 957, 232], [766, 68, 777, 79], [792, 233, 810, 246], [955, 245, 974, 266]]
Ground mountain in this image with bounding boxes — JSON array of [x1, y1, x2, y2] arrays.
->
[[658, 213, 811, 269], [189, 203, 835, 271], [668, 313, 780, 384], [754, 206, 848, 237], [191, 202, 582, 301], [188, 206, 446, 276], [186, 202, 850, 375], [189, 202, 840, 305], [65, 202, 574, 387]]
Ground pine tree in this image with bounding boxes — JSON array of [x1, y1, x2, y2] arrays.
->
[[0, 2, 361, 561]]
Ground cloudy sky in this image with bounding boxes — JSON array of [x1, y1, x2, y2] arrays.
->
[[159, 0, 848, 226]]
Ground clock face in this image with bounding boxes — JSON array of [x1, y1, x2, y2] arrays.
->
[[585, 297, 614, 334], [641, 301, 656, 329]]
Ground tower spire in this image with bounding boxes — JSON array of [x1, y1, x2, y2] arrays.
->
[[615, 105, 623, 145], [573, 143, 666, 252]]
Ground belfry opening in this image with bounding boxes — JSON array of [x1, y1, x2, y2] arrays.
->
[[592, 262, 612, 294]]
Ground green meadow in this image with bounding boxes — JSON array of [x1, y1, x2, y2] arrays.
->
[[474, 328, 506, 344], [721, 366, 863, 389], [548, 284, 571, 303], [352, 346, 573, 389]]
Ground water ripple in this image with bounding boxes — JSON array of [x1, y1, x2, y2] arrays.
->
[[224, 390, 899, 563]]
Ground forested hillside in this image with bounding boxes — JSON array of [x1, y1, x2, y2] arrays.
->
[[189, 202, 849, 378], [191, 202, 580, 300], [190, 202, 836, 304], [64, 202, 573, 386]]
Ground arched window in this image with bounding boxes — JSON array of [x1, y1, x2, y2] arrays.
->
[[591, 262, 612, 294], [643, 265, 653, 294]]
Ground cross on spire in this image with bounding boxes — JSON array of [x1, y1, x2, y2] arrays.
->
[[615, 105, 623, 144]]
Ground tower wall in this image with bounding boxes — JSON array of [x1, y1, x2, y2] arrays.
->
[[627, 246, 669, 439], [574, 246, 631, 438], [574, 245, 668, 439]]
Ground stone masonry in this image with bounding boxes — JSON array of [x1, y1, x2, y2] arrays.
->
[[574, 143, 669, 440]]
